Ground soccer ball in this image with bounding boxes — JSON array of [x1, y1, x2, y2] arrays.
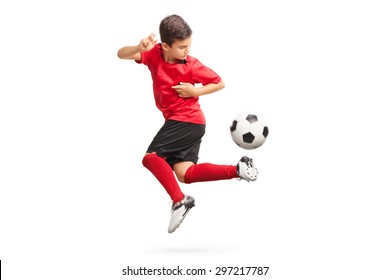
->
[[230, 112, 269, 150]]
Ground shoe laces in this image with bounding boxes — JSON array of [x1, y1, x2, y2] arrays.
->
[[245, 158, 254, 168], [238, 156, 257, 181], [241, 156, 254, 169]]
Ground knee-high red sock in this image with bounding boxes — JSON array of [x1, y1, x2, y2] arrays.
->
[[184, 163, 238, 184], [142, 153, 184, 203]]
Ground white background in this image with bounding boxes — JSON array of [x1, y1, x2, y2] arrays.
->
[[1, 0, 389, 279]]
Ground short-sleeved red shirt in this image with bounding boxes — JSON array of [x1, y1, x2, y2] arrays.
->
[[137, 44, 221, 124]]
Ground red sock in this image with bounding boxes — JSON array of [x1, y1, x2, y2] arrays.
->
[[142, 153, 184, 203], [184, 163, 238, 184]]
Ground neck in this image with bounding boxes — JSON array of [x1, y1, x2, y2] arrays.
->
[[163, 53, 177, 64]]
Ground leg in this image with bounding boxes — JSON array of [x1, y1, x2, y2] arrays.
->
[[143, 120, 202, 233], [143, 153, 195, 233], [177, 162, 239, 184], [142, 152, 184, 203], [175, 157, 258, 184]]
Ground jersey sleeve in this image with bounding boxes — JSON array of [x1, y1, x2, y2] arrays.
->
[[135, 44, 159, 66], [135, 50, 147, 65], [191, 59, 222, 85]]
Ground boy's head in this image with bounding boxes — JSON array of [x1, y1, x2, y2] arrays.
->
[[159, 14, 192, 47]]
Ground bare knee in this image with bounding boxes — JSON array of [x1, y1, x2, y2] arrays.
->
[[174, 161, 195, 183], [175, 167, 187, 183], [176, 173, 186, 183]]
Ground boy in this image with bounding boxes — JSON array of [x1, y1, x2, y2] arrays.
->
[[117, 15, 258, 233]]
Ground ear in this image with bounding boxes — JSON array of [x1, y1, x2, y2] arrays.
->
[[161, 42, 170, 51]]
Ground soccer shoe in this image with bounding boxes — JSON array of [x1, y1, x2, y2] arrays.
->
[[236, 156, 258, 182], [168, 195, 195, 233]]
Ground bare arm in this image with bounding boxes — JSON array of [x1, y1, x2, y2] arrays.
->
[[172, 80, 225, 98], [117, 33, 157, 60]]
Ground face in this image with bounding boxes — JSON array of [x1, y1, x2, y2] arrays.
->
[[162, 36, 192, 63]]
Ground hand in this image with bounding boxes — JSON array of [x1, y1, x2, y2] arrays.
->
[[172, 82, 197, 98], [138, 33, 157, 53]]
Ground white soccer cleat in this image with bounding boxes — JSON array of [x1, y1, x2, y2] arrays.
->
[[168, 195, 195, 233], [237, 156, 258, 182]]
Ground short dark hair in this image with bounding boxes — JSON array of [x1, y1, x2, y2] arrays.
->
[[159, 15, 192, 46]]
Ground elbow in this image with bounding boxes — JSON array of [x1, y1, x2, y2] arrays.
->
[[117, 49, 125, 59], [219, 80, 225, 90]]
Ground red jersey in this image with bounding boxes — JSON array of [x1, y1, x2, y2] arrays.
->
[[136, 44, 221, 124]]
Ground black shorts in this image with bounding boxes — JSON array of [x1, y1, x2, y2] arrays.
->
[[146, 120, 206, 167]]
